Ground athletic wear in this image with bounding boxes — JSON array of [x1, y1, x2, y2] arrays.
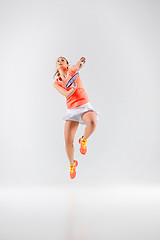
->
[[54, 65, 99, 125], [79, 136, 87, 155], [69, 160, 78, 179], [62, 102, 99, 125], [54, 66, 89, 109]]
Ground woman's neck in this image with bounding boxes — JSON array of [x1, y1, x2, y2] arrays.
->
[[59, 68, 68, 81]]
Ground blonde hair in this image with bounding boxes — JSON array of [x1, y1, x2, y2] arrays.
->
[[53, 56, 69, 79]]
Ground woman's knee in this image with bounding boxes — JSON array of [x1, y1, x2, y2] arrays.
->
[[64, 120, 79, 145], [65, 138, 74, 146], [82, 111, 97, 127], [86, 117, 97, 128]]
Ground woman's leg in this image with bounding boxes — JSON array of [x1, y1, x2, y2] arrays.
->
[[81, 111, 97, 139], [64, 120, 79, 165]]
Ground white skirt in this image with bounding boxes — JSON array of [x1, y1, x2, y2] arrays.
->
[[62, 102, 99, 125]]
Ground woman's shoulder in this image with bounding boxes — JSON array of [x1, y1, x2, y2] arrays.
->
[[68, 65, 77, 75], [69, 65, 76, 70]]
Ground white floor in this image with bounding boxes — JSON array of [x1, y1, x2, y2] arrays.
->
[[0, 183, 160, 240]]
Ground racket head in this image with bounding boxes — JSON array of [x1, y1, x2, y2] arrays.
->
[[66, 73, 79, 88]]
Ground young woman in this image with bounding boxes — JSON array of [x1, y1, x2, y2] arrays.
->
[[53, 56, 99, 179]]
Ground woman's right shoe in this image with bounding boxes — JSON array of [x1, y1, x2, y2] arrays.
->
[[69, 160, 78, 179]]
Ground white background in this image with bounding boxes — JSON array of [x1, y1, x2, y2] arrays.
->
[[0, 0, 160, 239], [0, 0, 159, 185]]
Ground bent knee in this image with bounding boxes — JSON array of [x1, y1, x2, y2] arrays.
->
[[86, 118, 97, 127]]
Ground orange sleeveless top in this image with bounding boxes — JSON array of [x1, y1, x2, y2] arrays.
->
[[54, 67, 89, 109]]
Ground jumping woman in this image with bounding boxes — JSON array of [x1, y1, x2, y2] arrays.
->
[[53, 56, 99, 179]]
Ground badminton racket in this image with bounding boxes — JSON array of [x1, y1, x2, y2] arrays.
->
[[65, 62, 83, 89]]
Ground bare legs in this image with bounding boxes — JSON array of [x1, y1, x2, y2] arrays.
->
[[64, 111, 97, 165], [81, 111, 97, 139], [64, 120, 79, 166]]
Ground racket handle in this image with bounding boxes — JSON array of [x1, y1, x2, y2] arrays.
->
[[77, 62, 83, 71]]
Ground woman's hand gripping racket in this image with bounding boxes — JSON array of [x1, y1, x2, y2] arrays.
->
[[65, 62, 83, 89]]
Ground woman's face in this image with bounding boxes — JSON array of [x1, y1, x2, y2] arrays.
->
[[56, 57, 68, 70]]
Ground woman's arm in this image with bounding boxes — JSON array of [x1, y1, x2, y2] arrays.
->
[[53, 82, 77, 98], [70, 57, 86, 71]]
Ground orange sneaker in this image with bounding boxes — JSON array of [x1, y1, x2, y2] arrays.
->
[[69, 160, 78, 179], [78, 136, 87, 155]]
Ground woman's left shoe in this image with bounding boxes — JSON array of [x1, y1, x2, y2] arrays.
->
[[69, 160, 78, 179], [78, 136, 87, 155]]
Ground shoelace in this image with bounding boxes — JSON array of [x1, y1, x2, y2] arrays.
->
[[69, 161, 75, 174], [81, 138, 87, 149], [70, 166, 74, 174]]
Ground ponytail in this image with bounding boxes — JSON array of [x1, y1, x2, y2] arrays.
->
[[53, 69, 60, 79]]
